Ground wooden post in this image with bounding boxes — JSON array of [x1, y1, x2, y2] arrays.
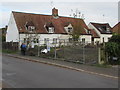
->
[[98, 47, 101, 64]]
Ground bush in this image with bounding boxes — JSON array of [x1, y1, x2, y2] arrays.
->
[[105, 34, 120, 65]]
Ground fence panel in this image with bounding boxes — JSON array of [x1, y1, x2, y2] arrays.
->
[[2, 42, 19, 51], [28, 39, 99, 64]]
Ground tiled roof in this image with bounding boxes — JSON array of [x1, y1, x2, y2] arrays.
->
[[12, 11, 88, 34], [90, 22, 112, 34], [112, 22, 120, 34], [88, 29, 100, 38]]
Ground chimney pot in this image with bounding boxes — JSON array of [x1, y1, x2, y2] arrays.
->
[[52, 8, 58, 16]]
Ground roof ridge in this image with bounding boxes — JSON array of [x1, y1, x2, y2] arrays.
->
[[12, 11, 84, 20], [112, 22, 120, 28], [12, 11, 52, 16], [90, 22, 109, 25]]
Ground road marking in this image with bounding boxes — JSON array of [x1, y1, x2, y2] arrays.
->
[[6, 73, 16, 76], [4, 54, 118, 79]]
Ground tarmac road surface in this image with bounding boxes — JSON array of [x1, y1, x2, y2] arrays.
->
[[2, 55, 118, 88]]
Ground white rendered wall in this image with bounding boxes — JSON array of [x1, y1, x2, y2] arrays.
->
[[88, 23, 112, 43], [80, 35, 92, 44], [19, 34, 70, 47], [94, 38, 100, 45], [6, 13, 19, 42], [100, 34, 112, 43]]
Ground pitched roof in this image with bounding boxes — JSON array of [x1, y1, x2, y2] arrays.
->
[[90, 22, 112, 34], [112, 22, 120, 34], [88, 29, 100, 38], [12, 11, 88, 34]]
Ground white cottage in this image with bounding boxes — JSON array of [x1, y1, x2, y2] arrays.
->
[[88, 22, 112, 44], [6, 8, 92, 47]]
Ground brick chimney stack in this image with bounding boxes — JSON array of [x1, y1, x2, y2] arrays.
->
[[52, 8, 58, 16]]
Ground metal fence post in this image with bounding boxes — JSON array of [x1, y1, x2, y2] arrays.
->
[[83, 43, 85, 64], [38, 40, 40, 57], [54, 43, 57, 59], [98, 47, 101, 64]]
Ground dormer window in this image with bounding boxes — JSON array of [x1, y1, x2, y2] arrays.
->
[[28, 26, 35, 32], [25, 21, 35, 32], [48, 27, 54, 33], [45, 22, 55, 33], [88, 30, 91, 34], [68, 27, 73, 33], [102, 26, 106, 31], [64, 23, 73, 34], [106, 28, 110, 32]]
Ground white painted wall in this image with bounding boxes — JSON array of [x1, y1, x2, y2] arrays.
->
[[20, 33, 92, 47], [94, 38, 100, 45], [80, 35, 92, 44], [19, 34, 70, 47], [64, 24, 73, 33], [6, 13, 19, 42], [100, 34, 112, 43], [88, 23, 112, 43]]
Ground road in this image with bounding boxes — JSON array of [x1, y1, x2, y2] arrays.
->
[[2, 55, 118, 88]]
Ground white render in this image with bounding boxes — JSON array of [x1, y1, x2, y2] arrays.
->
[[19, 34, 70, 47], [88, 23, 112, 43], [6, 13, 19, 42], [19, 33, 91, 47], [80, 35, 91, 44], [64, 24, 73, 33], [100, 34, 112, 43], [6, 12, 92, 48], [94, 38, 100, 45]]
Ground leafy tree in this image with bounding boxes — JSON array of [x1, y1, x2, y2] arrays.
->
[[2, 35, 6, 42], [72, 20, 84, 41], [105, 34, 120, 64], [108, 34, 120, 43], [105, 42, 120, 57]]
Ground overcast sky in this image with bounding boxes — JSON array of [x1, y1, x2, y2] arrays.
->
[[0, 0, 119, 28]]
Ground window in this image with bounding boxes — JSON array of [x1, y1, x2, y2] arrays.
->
[[44, 38, 49, 44], [48, 27, 54, 33], [106, 28, 111, 33], [28, 26, 35, 32], [64, 23, 73, 33], [82, 38, 85, 44], [106, 28, 109, 31], [102, 26, 106, 31], [36, 39, 39, 43], [53, 38, 57, 44], [108, 37, 111, 41], [33, 38, 36, 43], [69, 38, 73, 43], [88, 30, 91, 34], [68, 27, 73, 33], [33, 38, 39, 43], [103, 37, 104, 43]]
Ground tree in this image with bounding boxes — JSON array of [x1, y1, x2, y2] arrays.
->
[[72, 21, 84, 41], [105, 34, 120, 64], [108, 34, 120, 43], [1, 26, 7, 42], [2, 35, 6, 42]]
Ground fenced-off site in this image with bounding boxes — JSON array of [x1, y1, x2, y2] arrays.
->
[[2, 39, 100, 64]]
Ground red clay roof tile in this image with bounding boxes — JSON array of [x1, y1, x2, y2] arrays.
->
[[90, 22, 112, 34], [12, 11, 88, 34]]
